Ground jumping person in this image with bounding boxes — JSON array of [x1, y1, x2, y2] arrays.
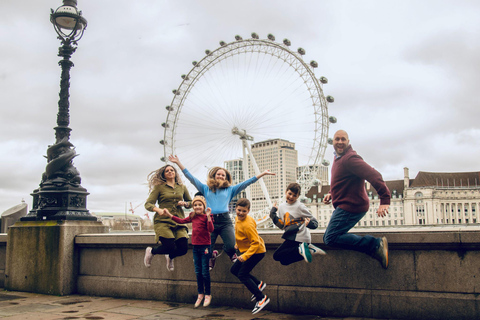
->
[[143, 164, 192, 271], [270, 183, 325, 265], [323, 130, 390, 269], [161, 196, 214, 307], [169, 155, 275, 270], [231, 198, 270, 315]]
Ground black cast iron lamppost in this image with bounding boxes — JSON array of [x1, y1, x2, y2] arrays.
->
[[23, 0, 95, 221]]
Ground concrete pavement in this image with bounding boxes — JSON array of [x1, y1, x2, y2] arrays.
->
[[0, 290, 392, 320]]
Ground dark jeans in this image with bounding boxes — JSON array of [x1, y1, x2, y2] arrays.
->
[[273, 239, 303, 266], [192, 245, 211, 295], [230, 253, 265, 301], [323, 207, 379, 256], [151, 237, 188, 259], [211, 213, 236, 258]]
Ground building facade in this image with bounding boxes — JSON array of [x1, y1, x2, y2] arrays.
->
[[224, 158, 246, 212], [247, 139, 298, 212], [305, 167, 480, 228]]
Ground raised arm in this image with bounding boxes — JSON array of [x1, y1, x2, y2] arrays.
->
[[256, 170, 275, 179], [269, 202, 284, 229], [168, 155, 185, 170]]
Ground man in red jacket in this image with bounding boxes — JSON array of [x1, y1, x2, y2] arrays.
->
[[323, 130, 390, 269]]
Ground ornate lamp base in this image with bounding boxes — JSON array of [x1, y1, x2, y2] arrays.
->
[[22, 184, 96, 221]]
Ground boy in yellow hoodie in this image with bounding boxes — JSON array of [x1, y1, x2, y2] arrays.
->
[[231, 198, 270, 315]]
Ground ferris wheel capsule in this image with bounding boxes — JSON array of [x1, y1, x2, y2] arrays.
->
[[326, 95, 334, 103], [181, 74, 189, 80], [172, 89, 180, 95], [283, 38, 291, 46], [327, 138, 333, 145], [329, 116, 337, 123], [165, 106, 173, 111], [161, 122, 169, 128], [220, 40, 226, 46], [235, 35, 242, 41], [310, 60, 318, 68], [251, 32, 259, 39], [160, 157, 166, 162], [319, 76, 328, 84], [205, 49, 212, 55], [267, 34, 275, 41], [298, 47, 306, 55], [322, 159, 330, 166], [159, 140, 165, 145]]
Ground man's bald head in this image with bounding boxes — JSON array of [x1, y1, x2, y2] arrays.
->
[[333, 130, 350, 155]]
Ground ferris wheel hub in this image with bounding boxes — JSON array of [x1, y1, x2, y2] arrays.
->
[[232, 127, 253, 141]]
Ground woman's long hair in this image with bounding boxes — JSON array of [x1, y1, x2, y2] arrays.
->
[[147, 165, 182, 192], [206, 166, 232, 192]]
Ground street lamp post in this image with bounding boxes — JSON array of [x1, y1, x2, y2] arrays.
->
[[22, 0, 95, 221]]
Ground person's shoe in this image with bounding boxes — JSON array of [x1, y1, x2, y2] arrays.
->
[[374, 237, 389, 269], [194, 294, 204, 308], [203, 295, 212, 307], [308, 243, 327, 255], [230, 253, 238, 263], [209, 250, 219, 271], [252, 295, 270, 315], [165, 255, 174, 271], [299, 242, 312, 263], [144, 247, 153, 267], [251, 281, 267, 301]]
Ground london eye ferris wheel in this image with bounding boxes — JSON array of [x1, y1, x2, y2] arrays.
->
[[160, 33, 337, 225]]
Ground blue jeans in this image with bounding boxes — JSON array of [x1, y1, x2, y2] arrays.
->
[[211, 213, 236, 258], [324, 207, 379, 256], [192, 245, 212, 295]]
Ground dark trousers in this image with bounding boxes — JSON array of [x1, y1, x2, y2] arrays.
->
[[273, 239, 303, 266], [151, 237, 188, 259], [323, 207, 379, 256], [210, 213, 236, 258], [230, 253, 265, 301], [192, 245, 212, 295]]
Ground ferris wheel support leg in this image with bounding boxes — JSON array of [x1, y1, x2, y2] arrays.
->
[[242, 141, 251, 200], [242, 139, 272, 208]]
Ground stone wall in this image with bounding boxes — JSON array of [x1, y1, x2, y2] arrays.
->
[[1, 227, 479, 319]]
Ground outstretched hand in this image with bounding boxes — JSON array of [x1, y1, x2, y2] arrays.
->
[[257, 170, 276, 179], [168, 155, 185, 170], [377, 204, 389, 217]]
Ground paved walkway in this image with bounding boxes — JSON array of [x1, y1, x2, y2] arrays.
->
[[0, 290, 386, 320]]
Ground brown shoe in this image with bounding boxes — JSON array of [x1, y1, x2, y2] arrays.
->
[[374, 237, 388, 269]]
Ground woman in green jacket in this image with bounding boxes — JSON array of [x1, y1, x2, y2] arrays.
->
[[143, 164, 192, 271]]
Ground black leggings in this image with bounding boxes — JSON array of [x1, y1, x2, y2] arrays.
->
[[273, 239, 303, 266], [151, 237, 188, 259]]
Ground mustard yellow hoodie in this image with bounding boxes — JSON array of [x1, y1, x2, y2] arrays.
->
[[235, 215, 266, 261]]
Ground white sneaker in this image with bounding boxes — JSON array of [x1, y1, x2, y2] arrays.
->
[[308, 243, 326, 255], [252, 295, 270, 314], [144, 247, 153, 267], [165, 255, 174, 271]]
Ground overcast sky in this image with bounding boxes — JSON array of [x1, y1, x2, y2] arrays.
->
[[1, 0, 479, 216]]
